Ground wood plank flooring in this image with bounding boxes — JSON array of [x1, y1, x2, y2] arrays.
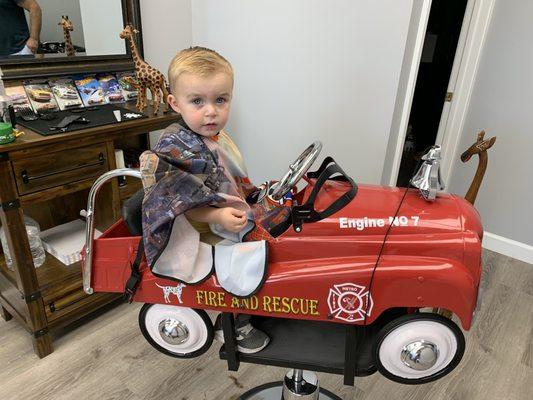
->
[[1, 249, 532, 400]]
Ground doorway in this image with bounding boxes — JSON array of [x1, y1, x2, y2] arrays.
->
[[396, 0, 468, 187]]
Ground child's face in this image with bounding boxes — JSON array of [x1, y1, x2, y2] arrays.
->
[[168, 72, 233, 137]]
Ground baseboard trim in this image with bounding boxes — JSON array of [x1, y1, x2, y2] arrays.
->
[[483, 232, 533, 265]]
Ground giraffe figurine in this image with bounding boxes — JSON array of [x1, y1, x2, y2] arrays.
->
[[436, 130, 496, 319], [119, 25, 170, 115], [461, 130, 497, 205], [58, 16, 75, 56]]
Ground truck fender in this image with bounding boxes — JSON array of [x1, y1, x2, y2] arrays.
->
[[367, 256, 478, 330]]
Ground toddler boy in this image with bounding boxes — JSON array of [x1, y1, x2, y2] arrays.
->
[[141, 47, 269, 354]]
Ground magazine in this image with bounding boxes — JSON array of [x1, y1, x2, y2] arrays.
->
[[49, 78, 84, 110], [73, 74, 105, 106], [23, 81, 59, 113], [116, 71, 139, 101], [96, 73, 125, 103], [5, 85, 33, 113]]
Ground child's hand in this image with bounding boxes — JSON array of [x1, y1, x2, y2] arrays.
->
[[216, 207, 248, 233]]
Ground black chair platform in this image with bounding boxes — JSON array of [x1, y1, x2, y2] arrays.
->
[[220, 316, 378, 377], [220, 309, 406, 388]]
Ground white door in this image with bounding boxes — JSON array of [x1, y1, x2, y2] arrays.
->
[[435, 0, 495, 186]]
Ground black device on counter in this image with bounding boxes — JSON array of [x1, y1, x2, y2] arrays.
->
[[18, 107, 38, 121], [49, 115, 90, 132]]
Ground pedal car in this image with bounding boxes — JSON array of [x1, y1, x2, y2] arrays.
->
[[82, 142, 482, 393]]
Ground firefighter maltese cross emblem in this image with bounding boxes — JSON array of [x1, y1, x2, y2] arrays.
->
[[327, 283, 373, 322]]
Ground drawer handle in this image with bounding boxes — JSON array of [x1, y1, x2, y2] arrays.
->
[[22, 153, 105, 184], [49, 292, 88, 313]]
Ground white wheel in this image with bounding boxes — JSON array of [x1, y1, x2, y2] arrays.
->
[[374, 313, 465, 384], [139, 304, 213, 358]]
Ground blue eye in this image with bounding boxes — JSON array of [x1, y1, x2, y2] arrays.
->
[[192, 98, 202, 105], [216, 97, 227, 104]]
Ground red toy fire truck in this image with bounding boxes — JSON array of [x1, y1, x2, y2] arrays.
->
[[82, 142, 482, 394]]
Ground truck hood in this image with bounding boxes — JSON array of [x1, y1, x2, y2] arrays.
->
[[291, 182, 483, 238]]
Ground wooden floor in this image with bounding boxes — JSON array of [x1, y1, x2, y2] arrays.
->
[[1, 249, 532, 400]]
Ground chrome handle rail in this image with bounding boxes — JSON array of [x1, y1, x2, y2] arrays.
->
[[83, 168, 141, 295]]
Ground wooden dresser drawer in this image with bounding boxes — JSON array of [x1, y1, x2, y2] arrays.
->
[[45, 288, 120, 326], [12, 143, 109, 195]]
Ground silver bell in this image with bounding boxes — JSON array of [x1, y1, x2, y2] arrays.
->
[[410, 145, 445, 202]]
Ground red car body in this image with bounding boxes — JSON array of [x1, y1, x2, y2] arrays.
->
[[86, 178, 482, 331]]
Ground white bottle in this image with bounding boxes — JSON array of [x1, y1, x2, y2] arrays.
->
[[0, 215, 46, 270]]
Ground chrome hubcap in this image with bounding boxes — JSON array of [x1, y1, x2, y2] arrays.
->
[[158, 318, 189, 345], [400, 340, 439, 371]]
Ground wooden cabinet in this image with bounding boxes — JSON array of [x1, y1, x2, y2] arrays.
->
[[0, 104, 178, 358], [12, 143, 109, 195]]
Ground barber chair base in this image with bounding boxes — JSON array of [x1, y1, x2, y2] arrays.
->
[[239, 370, 342, 400], [239, 382, 341, 400]]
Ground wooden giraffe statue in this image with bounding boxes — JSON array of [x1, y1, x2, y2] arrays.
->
[[121, 76, 146, 111], [461, 130, 497, 205], [436, 130, 496, 319], [119, 25, 169, 115], [58, 16, 75, 56]]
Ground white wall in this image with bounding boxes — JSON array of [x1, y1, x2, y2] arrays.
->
[[79, 0, 125, 55], [191, 0, 413, 184], [140, 0, 192, 77], [38, 0, 85, 47], [447, 1, 533, 251], [140, 1, 416, 185], [140, 0, 192, 147]]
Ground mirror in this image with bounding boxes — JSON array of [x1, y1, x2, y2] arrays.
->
[[0, 0, 141, 80], [0, 0, 129, 58]]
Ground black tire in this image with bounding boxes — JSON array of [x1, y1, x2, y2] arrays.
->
[[373, 313, 465, 384], [139, 303, 214, 358]]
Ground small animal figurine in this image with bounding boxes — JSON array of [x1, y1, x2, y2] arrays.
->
[[58, 16, 75, 56], [119, 25, 170, 115], [461, 130, 497, 205], [437, 130, 496, 319]]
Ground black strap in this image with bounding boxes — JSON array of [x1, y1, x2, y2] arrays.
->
[[124, 238, 144, 303], [307, 156, 337, 179], [292, 159, 357, 232], [269, 157, 357, 236]]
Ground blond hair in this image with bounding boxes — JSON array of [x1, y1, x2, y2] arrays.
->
[[168, 46, 233, 93]]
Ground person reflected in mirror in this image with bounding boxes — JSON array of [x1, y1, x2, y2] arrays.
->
[[0, 0, 42, 56]]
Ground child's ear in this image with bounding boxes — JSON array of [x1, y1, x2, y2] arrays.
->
[[167, 94, 181, 114]]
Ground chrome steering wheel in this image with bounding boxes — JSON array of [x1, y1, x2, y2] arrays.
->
[[267, 141, 322, 201]]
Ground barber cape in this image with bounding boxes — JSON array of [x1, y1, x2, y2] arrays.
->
[[140, 121, 277, 297]]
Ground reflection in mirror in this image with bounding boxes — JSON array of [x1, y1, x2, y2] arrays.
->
[[0, 0, 126, 59]]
